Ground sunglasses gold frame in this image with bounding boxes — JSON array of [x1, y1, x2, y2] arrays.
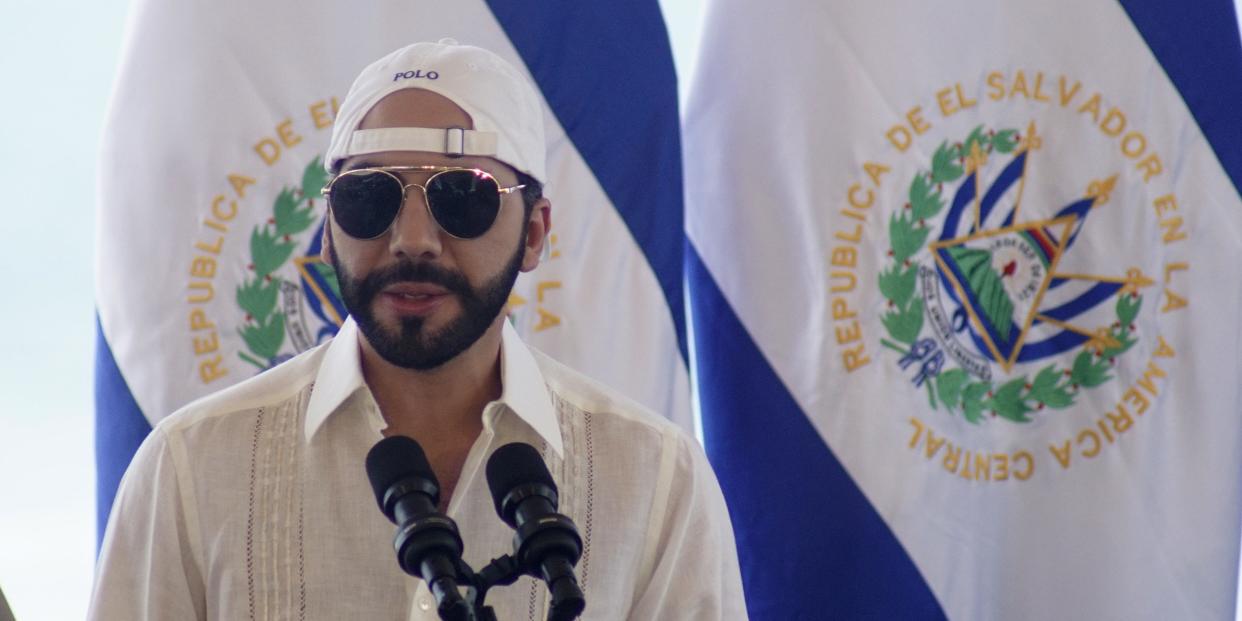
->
[[321, 165, 526, 240]]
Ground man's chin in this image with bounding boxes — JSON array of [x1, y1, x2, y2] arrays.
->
[[361, 323, 444, 369], [370, 316, 439, 349]]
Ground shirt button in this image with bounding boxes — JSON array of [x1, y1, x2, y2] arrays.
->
[[418, 596, 432, 611]]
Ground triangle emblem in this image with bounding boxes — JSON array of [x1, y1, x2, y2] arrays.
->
[[930, 215, 1076, 371]]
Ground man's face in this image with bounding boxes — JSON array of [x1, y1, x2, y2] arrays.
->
[[326, 223, 523, 370], [324, 88, 544, 370]]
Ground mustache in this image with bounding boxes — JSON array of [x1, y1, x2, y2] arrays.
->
[[360, 260, 473, 297]]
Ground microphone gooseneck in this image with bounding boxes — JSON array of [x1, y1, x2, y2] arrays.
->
[[366, 435, 475, 621], [485, 443, 586, 621]]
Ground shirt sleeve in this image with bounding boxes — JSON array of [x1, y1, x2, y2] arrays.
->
[[628, 431, 748, 620], [88, 426, 207, 621]]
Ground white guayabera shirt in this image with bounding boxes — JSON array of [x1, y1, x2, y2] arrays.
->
[[89, 318, 746, 620]]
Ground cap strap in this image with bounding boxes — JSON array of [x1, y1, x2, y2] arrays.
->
[[344, 127, 499, 158]]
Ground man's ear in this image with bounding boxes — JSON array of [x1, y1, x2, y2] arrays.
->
[[521, 197, 552, 272]]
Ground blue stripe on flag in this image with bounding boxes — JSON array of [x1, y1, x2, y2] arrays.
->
[[1120, 0, 1242, 193], [484, 0, 687, 359], [688, 244, 946, 619], [94, 314, 153, 548]]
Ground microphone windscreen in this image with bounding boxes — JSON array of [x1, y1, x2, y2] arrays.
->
[[365, 435, 437, 511], [485, 443, 556, 521]]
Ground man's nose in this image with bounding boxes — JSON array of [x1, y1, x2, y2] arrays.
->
[[387, 185, 443, 260]]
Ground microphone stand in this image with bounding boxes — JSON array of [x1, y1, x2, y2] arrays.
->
[[422, 553, 519, 621], [458, 554, 521, 621], [461, 553, 583, 621]]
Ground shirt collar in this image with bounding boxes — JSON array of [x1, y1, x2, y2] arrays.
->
[[304, 316, 370, 443], [496, 320, 563, 457], [304, 317, 563, 457]]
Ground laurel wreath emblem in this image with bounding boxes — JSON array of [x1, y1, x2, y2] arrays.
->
[[878, 126, 1143, 423], [235, 157, 334, 370]]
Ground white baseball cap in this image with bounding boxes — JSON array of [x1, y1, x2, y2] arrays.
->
[[325, 39, 547, 182]]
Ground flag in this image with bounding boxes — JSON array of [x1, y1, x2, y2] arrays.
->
[[95, 1, 688, 542], [685, 0, 1242, 618]]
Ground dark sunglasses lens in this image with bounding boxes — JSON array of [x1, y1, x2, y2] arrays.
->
[[329, 171, 403, 238], [426, 170, 501, 239]]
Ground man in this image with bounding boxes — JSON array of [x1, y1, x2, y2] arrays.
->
[[89, 40, 746, 620]]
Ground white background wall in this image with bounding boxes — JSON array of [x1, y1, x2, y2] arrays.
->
[[0, 1, 129, 618], [0, 1, 702, 618]]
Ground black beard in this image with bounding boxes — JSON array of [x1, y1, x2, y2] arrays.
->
[[328, 237, 524, 370]]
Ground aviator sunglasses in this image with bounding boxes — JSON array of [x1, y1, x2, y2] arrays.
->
[[321, 166, 526, 240]]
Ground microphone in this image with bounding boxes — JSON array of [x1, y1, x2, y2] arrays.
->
[[485, 443, 586, 620], [366, 436, 475, 621]]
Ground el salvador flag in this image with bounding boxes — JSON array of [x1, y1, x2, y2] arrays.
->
[[686, 0, 1242, 618], [95, 0, 689, 545]]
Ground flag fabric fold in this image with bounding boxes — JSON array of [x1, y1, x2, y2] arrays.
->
[[685, 0, 1242, 618]]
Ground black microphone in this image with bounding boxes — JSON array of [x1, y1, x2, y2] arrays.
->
[[485, 443, 585, 621], [366, 436, 475, 621]]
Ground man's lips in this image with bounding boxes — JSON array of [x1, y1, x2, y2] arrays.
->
[[382, 281, 450, 297], [377, 282, 452, 315]]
